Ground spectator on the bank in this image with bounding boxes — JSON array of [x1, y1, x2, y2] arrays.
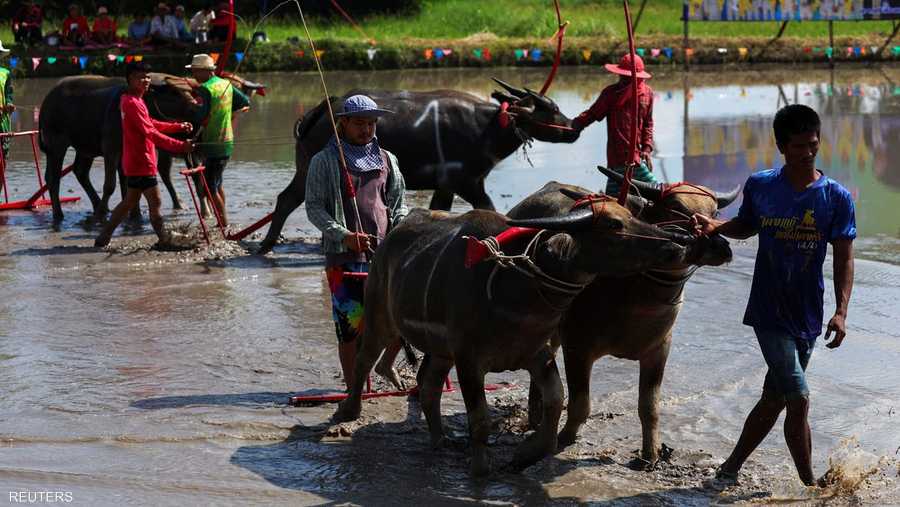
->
[[91, 6, 117, 45], [190, 5, 215, 44], [12, 0, 43, 47], [127, 13, 152, 46], [61, 4, 90, 47], [150, 3, 180, 46], [173, 6, 193, 42], [209, 1, 235, 42]]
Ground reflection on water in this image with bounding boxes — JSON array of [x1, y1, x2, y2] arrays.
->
[[1, 67, 899, 504]]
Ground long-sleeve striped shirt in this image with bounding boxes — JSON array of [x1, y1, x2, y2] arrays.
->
[[306, 145, 408, 255]]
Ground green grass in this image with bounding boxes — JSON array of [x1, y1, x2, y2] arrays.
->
[[2, 0, 894, 50]]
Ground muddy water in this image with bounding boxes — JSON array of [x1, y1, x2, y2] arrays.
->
[[1, 67, 898, 505]]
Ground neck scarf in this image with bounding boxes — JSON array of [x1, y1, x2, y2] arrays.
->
[[329, 135, 383, 173]]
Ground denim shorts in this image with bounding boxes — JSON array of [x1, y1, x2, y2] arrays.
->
[[755, 327, 815, 400]]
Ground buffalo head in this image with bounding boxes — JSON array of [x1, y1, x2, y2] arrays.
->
[[507, 198, 695, 277], [492, 78, 580, 143], [596, 166, 737, 266], [146, 73, 204, 125]]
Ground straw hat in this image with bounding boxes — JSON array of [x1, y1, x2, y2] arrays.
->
[[185, 54, 216, 71], [0, 41, 9, 53], [604, 54, 651, 79]]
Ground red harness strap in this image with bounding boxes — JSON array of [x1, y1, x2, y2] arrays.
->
[[659, 182, 717, 202], [464, 226, 540, 268], [571, 193, 614, 220]]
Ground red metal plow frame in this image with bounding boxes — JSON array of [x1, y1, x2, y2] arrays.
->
[[0, 130, 80, 210]]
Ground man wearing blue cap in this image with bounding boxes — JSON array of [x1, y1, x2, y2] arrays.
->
[[306, 94, 409, 389]]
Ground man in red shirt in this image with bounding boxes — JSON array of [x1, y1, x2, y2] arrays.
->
[[572, 53, 659, 196], [61, 3, 89, 46], [91, 6, 117, 45], [12, 0, 43, 46], [95, 62, 195, 248]]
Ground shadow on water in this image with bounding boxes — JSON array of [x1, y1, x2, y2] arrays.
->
[[131, 392, 298, 409]]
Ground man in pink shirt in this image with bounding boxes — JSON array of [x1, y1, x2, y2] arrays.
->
[[95, 62, 195, 248], [572, 53, 658, 196]]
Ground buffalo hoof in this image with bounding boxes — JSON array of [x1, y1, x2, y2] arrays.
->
[[256, 241, 275, 256], [627, 456, 657, 471], [374, 362, 404, 391], [510, 433, 555, 471], [557, 430, 577, 449], [332, 400, 361, 423]]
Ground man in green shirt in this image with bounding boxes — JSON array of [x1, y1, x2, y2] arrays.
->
[[0, 43, 15, 161], [186, 53, 250, 228]]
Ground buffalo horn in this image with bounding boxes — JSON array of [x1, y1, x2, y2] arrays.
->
[[597, 165, 664, 200], [524, 87, 554, 108], [492, 78, 527, 98], [558, 188, 590, 201], [715, 185, 741, 209], [507, 207, 594, 232]]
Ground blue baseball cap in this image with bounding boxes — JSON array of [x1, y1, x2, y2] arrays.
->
[[335, 94, 394, 118]]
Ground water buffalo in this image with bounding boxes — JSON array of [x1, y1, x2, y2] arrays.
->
[[257, 80, 581, 254], [507, 171, 739, 466], [38, 72, 263, 221], [332, 201, 699, 476]]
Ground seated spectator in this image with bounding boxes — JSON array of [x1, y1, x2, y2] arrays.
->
[[173, 6, 193, 43], [150, 3, 181, 46], [127, 13, 152, 46], [91, 6, 117, 45], [209, 1, 235, 42], [61, 3, 90, 47], [190, 5, 215, 44], [12, 0, 43, 47]]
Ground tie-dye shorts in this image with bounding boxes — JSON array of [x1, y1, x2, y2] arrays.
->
[[325, 262, 369, 343]]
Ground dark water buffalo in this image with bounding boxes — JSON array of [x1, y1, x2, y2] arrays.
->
[[507, 172, 739, 466], [38, 73, 263, 221], [333, 202, 698, 476], [257, 80, 580, 254]]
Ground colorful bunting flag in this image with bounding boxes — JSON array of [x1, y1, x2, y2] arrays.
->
[[803, 47, 812, 53], [107, 54, 117, 61], [294, 50, 305, 58], [483, 48, 492, 61], [210, 53, 220, 62], [424, 48, 433, 60], [71, 56, 78, 65], [235, 52, 245, 62], [434, 48, 445, 60], [636, 48, 645, 57], [650, 48, 660, 58], [443, 49, 453, 57], [9, 57, 18, 69], [134, 55, 143, 62], [531, 48, 542, 61], [663, 47, 673, 59], [826, 47, 834, 58], [315, 49, 325, 59], [125, 55, 134, 63], [367, 48, 378, 61], [582, 49, 592, 62], [473, 48, 483, 60], [514, 49, 524, 60], [860, 46, 866, 55], [685, 48, 694, 58], [871, 46, 879, 55], [893, 46, 900, 56], [116, 55, 125, 63], [717, 47, 727, 54], [812, 47, 821, 53], [32, 57, 41, 70], [738, 47, 748, 58], [78, 56, 89, 69], [47, 57, 57, 64]]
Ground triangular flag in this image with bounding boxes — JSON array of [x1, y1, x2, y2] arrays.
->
[[847, 46, 854, 56], [860, 46, 867, 55], [78, 56, 88, 69], [636, 48, 645, 57], [71, 56, 78, 65], [812, 47, 821, 53], [803, 47, 812, 53], [116, 55, 125, 63], [134, 55, 143, 62], [107, 54, 117, 61], [685, 48, 694, 57], [581, 49, 592, 61], [738, 47, 748, 58], [651, 48, 660, 57], [514, 49, 524, 60], [663, 47, 673, 59], [473, 48, 483, 59], [443, 49, 452, 56], [424, 48, 433, 60], [294, 50, 305, 58], [32, 57, 41, 70], [531, 48, 542, 61], [315, 49, 325, 59], [367, 48, 378, 61], [434, 48, 444, 60], [210, 53, 220, 62], [125, 55, 134, 63], [717, 47, 727, 54], [523, 49, 529, 58], [47, 57, 57, 64], [871, 46, 879, 55], [235, 52, 245, 62], [483, 48, 492, 61], [892, 46, 900, 55], [9, 57, 18, 69], [825, 47, 834, 58]]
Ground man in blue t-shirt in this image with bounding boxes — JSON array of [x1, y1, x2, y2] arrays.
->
[[694, 104, 855, 487]]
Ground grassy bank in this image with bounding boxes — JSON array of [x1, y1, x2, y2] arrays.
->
[[2, 0, 898, 77]]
